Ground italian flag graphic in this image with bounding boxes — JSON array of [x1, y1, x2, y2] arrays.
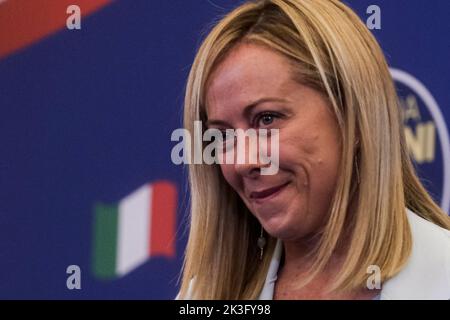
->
[[92, 181, 177, 279]]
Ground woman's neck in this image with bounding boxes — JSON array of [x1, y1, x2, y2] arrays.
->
[[274, 233, 381, 300]]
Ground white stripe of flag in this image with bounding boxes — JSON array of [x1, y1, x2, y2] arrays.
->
[[116, 184, 152, 276]]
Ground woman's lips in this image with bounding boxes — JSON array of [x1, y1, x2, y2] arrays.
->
[[249, 182, 290, 201]]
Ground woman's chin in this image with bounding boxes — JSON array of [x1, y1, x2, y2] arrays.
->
[[261, 216, 295, 239], [261, 214, 313, 241]]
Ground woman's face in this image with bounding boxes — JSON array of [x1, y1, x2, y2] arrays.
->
[[205, 43, 342, 241]]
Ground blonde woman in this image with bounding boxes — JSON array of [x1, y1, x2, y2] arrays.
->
[[177, 0, 450, 300]]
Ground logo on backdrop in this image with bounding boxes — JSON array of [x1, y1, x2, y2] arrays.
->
[[391, 68, 450, 214], [92, 180, 177, 279]]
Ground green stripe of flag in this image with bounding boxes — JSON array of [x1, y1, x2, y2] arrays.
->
[[92, 203, 118, 279]]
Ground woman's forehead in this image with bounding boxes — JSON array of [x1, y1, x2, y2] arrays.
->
[[205, 43, 296, 116]]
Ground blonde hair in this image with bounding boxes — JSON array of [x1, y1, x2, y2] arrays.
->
[[179, 0, 450, 299]]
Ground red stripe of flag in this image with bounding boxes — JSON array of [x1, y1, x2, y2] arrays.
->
[[149, 181, 177, 258]]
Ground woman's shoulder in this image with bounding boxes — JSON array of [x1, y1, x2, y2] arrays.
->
[[381, 209, 450, 300], [407, 208, 450, 239]]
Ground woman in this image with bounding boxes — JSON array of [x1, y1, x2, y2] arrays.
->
[[177, 0, 450, 299]]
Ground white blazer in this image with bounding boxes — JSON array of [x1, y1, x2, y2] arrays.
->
[[259, 209, 450, 300], [179, 209, 450, 300]]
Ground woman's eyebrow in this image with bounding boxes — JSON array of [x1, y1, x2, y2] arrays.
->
[[206, 97, 288, 127], [242, 97, 288, 118]]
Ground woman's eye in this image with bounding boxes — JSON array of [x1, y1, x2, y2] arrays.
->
[[261, 114, 274, 126], [255, 112, 279, 127]]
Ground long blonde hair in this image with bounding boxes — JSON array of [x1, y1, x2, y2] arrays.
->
[[179, 0, 450, 299]]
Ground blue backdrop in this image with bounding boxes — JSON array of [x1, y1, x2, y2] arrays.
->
[[0, 0, 449, 299]]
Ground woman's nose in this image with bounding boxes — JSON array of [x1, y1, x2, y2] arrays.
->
[[234, 161, 262, 179], [233, 137, 266, 178]]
